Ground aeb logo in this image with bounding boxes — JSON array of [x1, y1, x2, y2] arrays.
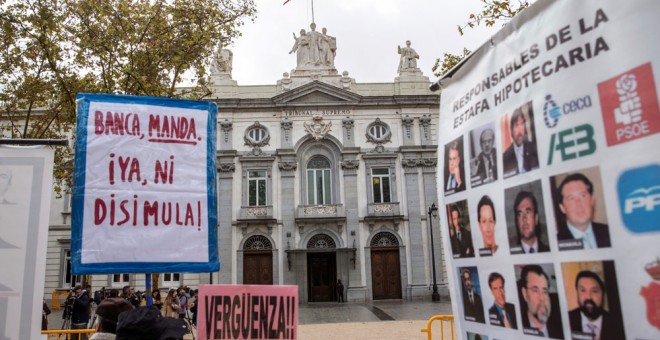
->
[[618, 164, 660, 233]]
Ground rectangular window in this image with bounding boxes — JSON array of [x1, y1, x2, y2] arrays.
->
[[112, 273, 130, 286], [62, 249, 81, 287], [372, 168, 391, 203], [162, 273, 181, 287], [248, 171, 266, 206], [307, 169, 331, 205]]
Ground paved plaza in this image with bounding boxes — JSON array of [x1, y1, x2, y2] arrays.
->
[[46, 299, 456, 339]]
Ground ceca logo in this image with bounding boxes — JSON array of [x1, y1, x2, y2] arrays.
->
[[618, 164, 660, 233]]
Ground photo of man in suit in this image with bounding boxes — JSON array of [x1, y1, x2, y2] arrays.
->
[[519, 264, 564, 339], [513, 190, 549, 254], [471, 126, 497, 187], [488, 272, 517, 329], [502, 103, 539, 178], [461, 268, 485, 323], [444, 137, 466, 195], [568, 270, 625, 340], [447, 202, 475, 258], [554, 172, 611, 250]]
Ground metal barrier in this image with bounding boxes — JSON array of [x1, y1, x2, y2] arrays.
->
[[420, 314, 454, 340], [41, 329, 96, 340]]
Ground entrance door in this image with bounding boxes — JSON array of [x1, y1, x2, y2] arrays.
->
[[243, 251, 273, 285], [307, 252, 336, 302], [371, 248, 402, 300]]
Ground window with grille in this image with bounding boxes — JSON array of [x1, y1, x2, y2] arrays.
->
[[370, 232, 400, 247], [244, 235, 273, 250], [371, 168, 391, 203], [306, 156, 332, 205], [306, 234, 336, 249]]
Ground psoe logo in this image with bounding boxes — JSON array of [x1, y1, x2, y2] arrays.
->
[[598, 62, 660, 146], [618, 164, 660, 233]]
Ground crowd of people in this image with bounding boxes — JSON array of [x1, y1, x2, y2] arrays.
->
[[44, 284, 199, 340]]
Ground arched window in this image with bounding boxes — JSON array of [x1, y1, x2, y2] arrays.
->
[[370, 232, 400, 247], [244, 235, 273, 250], [307, 156, 332, 205], [306, 233, 336, 249]]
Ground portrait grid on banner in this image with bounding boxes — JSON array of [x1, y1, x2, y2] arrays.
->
[[436, 0, 660, 339]]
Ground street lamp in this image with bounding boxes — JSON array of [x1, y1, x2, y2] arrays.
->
[[428, 203, 440, 302]]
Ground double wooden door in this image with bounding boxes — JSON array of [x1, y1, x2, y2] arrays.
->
[[307, 252, 336, 302], [371, 247, 402, 300], [243, 251, 273, 285]]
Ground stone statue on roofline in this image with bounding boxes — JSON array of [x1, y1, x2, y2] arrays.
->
[[212, 47, 233, 75], [397, 40, 419, 73], [290, 23, 337, 71]]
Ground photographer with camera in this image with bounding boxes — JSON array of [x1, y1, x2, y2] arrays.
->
[[121, 285, 141, 308], [67, 285, 91, 340]]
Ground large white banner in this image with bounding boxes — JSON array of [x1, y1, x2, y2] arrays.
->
[[438, 1, 660, 339], [72, 94, 219, 274], [0, 146, 54, 339]]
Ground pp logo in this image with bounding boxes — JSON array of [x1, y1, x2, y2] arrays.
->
[[598, 62, 660, 146], [618, 164, 660, 233]]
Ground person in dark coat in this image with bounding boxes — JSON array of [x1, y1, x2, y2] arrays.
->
[[69, 285, 91, 340], [502, 107, 539, 177], [519, 265, 564, 339], [473, 128, 498, 184], [461, 269, 485, 323], [336, 279, 345, 303], [513, 191, 549, 254], [568, 271, 625, 340], [42, 300, 51, 330], [448, 204, 475, 258]]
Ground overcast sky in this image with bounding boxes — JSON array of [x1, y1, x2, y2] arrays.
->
[[229, 0, 504, 85]]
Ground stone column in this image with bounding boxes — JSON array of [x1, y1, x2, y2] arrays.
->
[[217, 151, 236, 284], [401, 157, 426, 298], [341, 148, 365, 302], [277, 150, 297, 285]]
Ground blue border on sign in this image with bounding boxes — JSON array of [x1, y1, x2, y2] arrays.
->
[[71, 93, 220, 274]]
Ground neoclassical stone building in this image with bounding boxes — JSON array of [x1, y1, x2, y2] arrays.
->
[[42, 24, 447, 303]]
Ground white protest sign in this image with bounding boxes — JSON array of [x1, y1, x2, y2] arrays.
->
[[72, 94, 219, 273]]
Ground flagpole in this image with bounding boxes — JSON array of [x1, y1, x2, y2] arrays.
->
[[311, 0, 315, 23]]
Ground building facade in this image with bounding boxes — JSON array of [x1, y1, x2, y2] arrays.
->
[[40, 24, 448, 303]]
